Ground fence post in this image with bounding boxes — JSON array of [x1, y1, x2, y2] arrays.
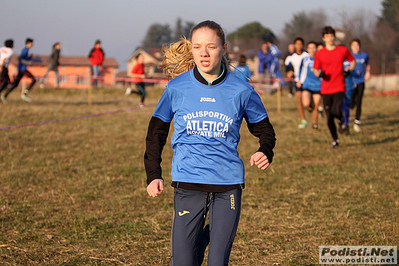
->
[[88, 70, 92, 106], [381, 53, 386, 90], [395, 54, 399, 90], [277, 82, 281, 113]]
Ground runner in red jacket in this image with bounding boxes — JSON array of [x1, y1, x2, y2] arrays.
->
[[125, 53, 146, 108], [88, 40, 105, 88], [313, 26, 356, 148]]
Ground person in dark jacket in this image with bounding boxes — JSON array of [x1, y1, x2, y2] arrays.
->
[[88, 40, 105, 88], [284, 43, 295, 97], [40, 42, 61, 88]]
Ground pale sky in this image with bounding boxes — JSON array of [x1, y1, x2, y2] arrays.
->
[[1, 0, 382, 70]]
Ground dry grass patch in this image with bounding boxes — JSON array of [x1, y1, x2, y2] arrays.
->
[[0, 86, 398, 265]]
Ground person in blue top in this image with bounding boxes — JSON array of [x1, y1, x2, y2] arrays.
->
[[266, 39, 286, 86], [232, 54, 251, 82], [145, 20, 276, 266], [298, 41, 322, 129], [2, 38, 40, 103], [349, 38, 370, 133], [256, 42, 273, 94]]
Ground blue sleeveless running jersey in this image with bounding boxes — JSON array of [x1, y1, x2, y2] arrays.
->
[[299, 56, 321, 92], [351, 51, 369, 84], [153, 69, 268, 185]]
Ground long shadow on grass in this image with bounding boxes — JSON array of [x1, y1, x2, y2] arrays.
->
[[363, 112, 399, 126], [345, 136, 399, 147], [266, 107, 298, 113], [32, 100, 132, 106], [362, 136, 399, 146]]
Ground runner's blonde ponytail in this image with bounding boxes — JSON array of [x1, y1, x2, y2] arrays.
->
[[160, 37, 195, 79]]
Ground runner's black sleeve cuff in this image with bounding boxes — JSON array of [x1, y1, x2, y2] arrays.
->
[[247, 117, 276, 163], [144, 116, 171, 185]]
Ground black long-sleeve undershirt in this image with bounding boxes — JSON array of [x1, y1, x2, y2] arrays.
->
[[247, 116, 276, 164], [144, 116, 170, 185]]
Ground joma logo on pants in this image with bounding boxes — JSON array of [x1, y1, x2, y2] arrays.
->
[[230, 194, 235, 210]]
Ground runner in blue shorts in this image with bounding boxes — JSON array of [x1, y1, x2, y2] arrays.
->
[[285, 37, 309, 128], [297, 41, 322, 129]]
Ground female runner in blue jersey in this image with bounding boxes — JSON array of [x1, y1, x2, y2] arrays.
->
[[298, 41, 322, 129], [144, 20, 276, 266]]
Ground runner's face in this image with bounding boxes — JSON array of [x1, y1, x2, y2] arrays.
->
[[323, 34, 335, 46], [307, 43, 316, 57], [350, 42, 360, 54], [191, 27, 226, 81], [294, 41, 303, 53], [261, 43, 268, 53], [288, 44, 294, 53], [137, 54, 144, 64]]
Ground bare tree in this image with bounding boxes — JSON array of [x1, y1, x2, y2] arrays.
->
[[336, 6, 398, 74], [283, 12, 313, 42], [173, 18, 184, 42], [379, 0, 399, 32], [142, 23, 172, 48], [227, 22, 275, 51], [338, 9, 376, 44], [372, 22, 399, 74], [183, 21, 195, 39], [282, 9, 329, 44], [308, 8, 329, 42]]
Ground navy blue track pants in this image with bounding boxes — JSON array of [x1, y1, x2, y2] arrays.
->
[[171, 188, 242, 266]]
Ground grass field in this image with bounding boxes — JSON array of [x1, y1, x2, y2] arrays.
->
[[0, 85, 398, 265]]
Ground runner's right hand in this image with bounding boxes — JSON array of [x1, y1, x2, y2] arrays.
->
[[147, 179, 164, 197]]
